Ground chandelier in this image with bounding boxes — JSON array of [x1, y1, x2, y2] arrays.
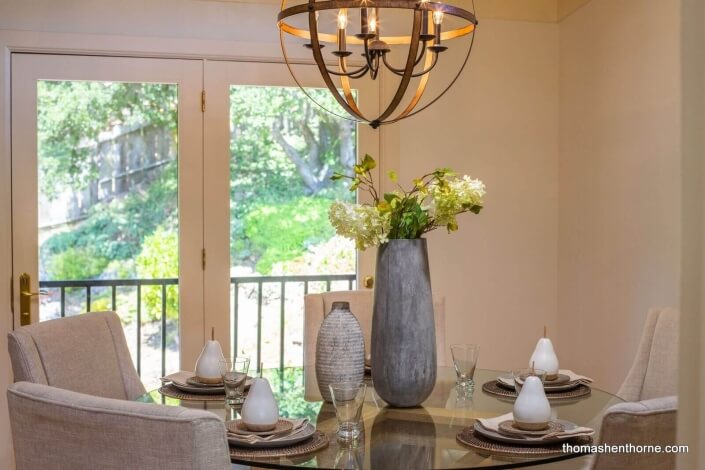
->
[[278, 1, 478, 128]]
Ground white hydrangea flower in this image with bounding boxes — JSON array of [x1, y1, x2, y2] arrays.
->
[[329, 201, 390, 251], [427, 176, 486, 227]]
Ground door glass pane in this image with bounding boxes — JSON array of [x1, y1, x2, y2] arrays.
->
[[37, 80, 179, 387], [230, 87, 357, 371]]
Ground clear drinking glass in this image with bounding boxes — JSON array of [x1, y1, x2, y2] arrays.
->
[[451, 344, 480, 389], [512, 368, 547, 394], [334, 443, 365, 469], [329, 382, 367, 442], [220, 357, 250, 405]]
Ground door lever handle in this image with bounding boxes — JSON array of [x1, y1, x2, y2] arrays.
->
[[19, 273, 45, 326], [21, 290, 48, 297]]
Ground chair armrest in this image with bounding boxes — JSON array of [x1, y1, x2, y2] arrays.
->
[[8, 382, 231, 470], [592, 396, 677, 470]]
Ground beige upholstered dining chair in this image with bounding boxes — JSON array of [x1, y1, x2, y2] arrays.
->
[[8, 381, 231, 470], [590, 308, 679, 470], [617, 308, 679, 402], [8, 311, 145, 400]]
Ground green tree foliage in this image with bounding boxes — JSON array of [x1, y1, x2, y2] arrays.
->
[[265, 368, 322, 420], [136, 227, 179, 321], [244, 197, 335, 274], [40, 162, 178, 278], [46, 246, 109, 281], [230, 86, 355, 268], [38, 81, 177, 198]]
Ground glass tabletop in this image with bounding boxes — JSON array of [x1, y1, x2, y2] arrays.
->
[[138, 367, 622, 469]]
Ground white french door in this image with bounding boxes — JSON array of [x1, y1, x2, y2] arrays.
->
[[203, 61, 380, 366], [11, 54, 205, 383], [10, 53, 380, 383]]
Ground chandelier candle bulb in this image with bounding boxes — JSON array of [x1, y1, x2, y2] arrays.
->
[[433, 11, 444, 45], [421, 10, 430, 38], [361, 7, 368, 34], [337, 29, 346, 53], [337, 9, 348, 30]]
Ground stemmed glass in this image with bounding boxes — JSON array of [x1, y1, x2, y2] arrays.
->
[[219, 357, 250, 405], [451, 344, 480, 390], [329, 382, 367, 442]]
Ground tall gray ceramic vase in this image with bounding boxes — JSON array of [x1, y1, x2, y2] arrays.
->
[[315, 301, 365, 402], [371, 239, 436, 407]]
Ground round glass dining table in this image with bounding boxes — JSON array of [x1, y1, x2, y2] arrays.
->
[[138, 367, 623, 469]]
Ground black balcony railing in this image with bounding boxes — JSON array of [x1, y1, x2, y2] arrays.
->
[[39, 274, 356, 379], [231, 274, 356, 373]]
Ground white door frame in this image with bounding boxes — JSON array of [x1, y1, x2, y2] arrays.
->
[[10, 53, 205, 370]]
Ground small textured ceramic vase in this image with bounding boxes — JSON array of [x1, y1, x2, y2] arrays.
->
[[316, 301, 365, 402]]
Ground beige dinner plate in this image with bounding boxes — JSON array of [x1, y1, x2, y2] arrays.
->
[[186, 376, 223, 387], [170, 381, 224, 395], [474, 420, 583, 446], [497, 374, 581, 392], [497, 420, 565, 438], [228, 418, 294, 437], [169, 374, 254, 395], [227, 423, 317, 449]]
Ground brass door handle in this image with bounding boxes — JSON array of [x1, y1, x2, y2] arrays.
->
[[363, 276, 374, 289], [21, 291, 48, 297], [19, 273, 45, 326]]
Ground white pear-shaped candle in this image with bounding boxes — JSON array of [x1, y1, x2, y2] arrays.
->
[[241, 377, 279, 432], [513, 372, 552, 431], [195, 328, 226, 384], [529, 326, 559, 380]]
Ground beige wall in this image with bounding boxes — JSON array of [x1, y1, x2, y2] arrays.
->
[[557, 0, 681, 393], [381, 20, 560, 372]]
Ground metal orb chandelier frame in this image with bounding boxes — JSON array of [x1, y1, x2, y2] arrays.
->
[[278, 1, 478, 128]]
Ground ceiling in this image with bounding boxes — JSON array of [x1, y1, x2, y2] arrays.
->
[[216, 0, 594, 23]]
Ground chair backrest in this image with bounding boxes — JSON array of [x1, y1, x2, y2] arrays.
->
[[304, 290, 447, 369], [8, 311, 145, 400], [617, 308, 679, 402], [7, 382, 231, 470]]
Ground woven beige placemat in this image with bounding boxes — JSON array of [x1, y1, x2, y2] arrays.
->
[[158, 384, 226, 402], [457, 424, 593, 458], [482, 381, 592, 401], [229, 431, 329, 460]]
